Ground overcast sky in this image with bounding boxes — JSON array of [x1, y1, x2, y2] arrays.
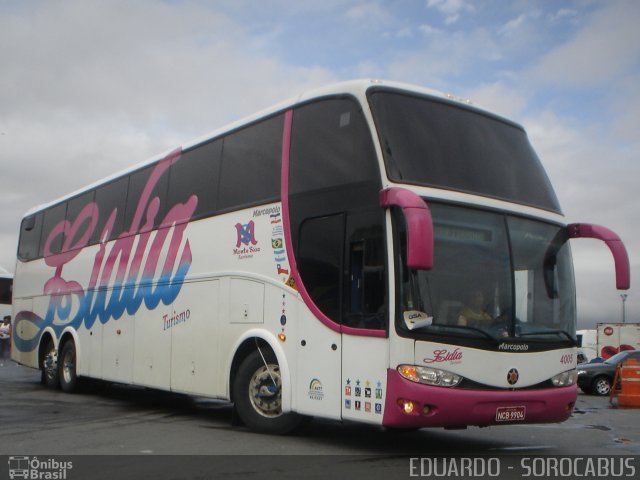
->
[[0, 0, 637, 328]]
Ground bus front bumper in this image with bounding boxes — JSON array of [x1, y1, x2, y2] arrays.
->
[[382, 368, 577, 429]]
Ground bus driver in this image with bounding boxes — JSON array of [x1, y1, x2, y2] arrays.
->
[[457, 290, 492, 327]]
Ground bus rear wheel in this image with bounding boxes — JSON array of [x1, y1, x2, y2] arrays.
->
[[59, 340, 78, 393], [233, 349, 302, 434], [40, 338, 59, 389]]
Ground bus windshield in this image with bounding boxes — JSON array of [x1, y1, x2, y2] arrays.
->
[[368, 89, 561, 213], [396, 203, 577, 345]]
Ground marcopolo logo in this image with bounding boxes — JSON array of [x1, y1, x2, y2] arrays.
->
[[498, 343, 529, 352], [8, 456, 73, 480]]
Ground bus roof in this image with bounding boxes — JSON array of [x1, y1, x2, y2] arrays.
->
[[22, 79, 510, 217]]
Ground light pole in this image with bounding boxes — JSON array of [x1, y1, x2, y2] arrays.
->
[[621, 294, 628, 323]]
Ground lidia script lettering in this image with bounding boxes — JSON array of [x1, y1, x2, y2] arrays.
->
[[14, 148, 198, 352]]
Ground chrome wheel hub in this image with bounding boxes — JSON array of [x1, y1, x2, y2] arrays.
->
[[249, 364, 282, 418]]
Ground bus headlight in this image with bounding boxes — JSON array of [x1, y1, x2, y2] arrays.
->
[[551, 369, 577, 387], [398, 365, 462, 387]]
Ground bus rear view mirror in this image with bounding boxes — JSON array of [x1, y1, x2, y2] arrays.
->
[[380, 187, 434, 270], [567, 223, 630, 290]]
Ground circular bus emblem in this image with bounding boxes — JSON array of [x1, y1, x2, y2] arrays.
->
[[507, 368, 519, 385]]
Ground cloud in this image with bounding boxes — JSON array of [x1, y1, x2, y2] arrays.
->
[[1, 1, 337, 129], [547, 8, 578, 23], [529, 0, 640, 88], [498, 13, 529, 37], [388, 26, 502, 89], [418, 23, 441, 36], [464, 81, 529, 119], [609, 73, 640, 144], [426, 0, 475, 25], [345, 2, 388, 23]]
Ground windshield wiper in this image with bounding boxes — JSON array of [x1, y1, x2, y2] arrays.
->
[[427, 324, 499, 344], [518, 329, 576, 344]]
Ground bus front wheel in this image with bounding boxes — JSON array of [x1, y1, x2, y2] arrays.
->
[[233, 349, 302, 434], [59, 340, 78, 393]]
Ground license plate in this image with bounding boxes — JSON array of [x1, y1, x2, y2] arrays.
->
[[495, 406, 526, 422]]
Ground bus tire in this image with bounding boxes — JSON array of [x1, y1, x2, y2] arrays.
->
[[40, 338, 59, 389], [59, 340, 78, 393], [233, 349, 302, 434]]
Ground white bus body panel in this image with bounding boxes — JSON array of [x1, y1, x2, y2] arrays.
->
[[294, 308, 342, 419], [169, 279, 220, 395], [341, 335, 388, 424]]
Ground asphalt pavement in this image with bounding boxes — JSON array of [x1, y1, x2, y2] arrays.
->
[[1, 359, 638, 479]]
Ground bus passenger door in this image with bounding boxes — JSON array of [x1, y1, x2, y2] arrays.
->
[[294, 214, 343, 419], [341, 231, 389, 425]]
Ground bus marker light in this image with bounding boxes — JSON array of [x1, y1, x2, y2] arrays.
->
[[399, 366, 419, 382], [398, 399, 415, 414], [278, 333, 286, 342]]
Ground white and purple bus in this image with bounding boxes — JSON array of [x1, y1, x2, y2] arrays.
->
[[12, 80, 630, 433]]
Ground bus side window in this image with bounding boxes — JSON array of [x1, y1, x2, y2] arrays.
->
[[125, 164, 170, 231], [345, 212, 386, 329], [289, 99, 379, 195], [298, 214, 345, 323], [167, 139, 222, 221], [65, 191, 97, 249], [18, 213, 43, 261], [218, 114, 283, 212], [91, 177, 128, 244], [39, 202, 67, 257]]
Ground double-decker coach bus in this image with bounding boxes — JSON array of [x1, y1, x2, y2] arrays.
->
[[12, 80, 630, 433]]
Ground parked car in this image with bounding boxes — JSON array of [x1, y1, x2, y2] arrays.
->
[[577, 349, 640, 396]]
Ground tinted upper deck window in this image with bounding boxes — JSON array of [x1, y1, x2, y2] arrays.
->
[[289, 97, 379, 195], [18, 213, 43, 261], [167, 139, 222, 220], [39, 202, 67, 257], [92, 177, 128, 243], [124, 164, 169, 232], [369, 90, 561, 213], [218, 114, 283, 211]]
